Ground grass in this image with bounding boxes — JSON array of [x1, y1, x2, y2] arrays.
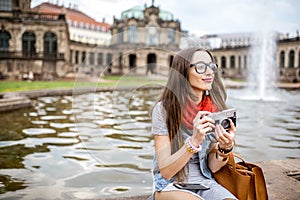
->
[[0, 76, 167, 92]]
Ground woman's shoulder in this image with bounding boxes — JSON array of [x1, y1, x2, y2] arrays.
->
[[152, 101, 167, 118], [153, 101, 164, 110]]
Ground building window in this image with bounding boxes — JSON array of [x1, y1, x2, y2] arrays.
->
[[0, 0, 12, 11], [106, 53, 112, 73], [73, 20, 78, 27], [106, 53, 112, 66], [280, 51, 285, 68], [230, 56, 235, 68], [289, 50, 295, 68], [128, 25, 137, 43], [86, 23, 90, 29], [129, 54, 136, 69], [22, 31, 36, 56], [221, 56, 226, 69], [0, 30, 11, 51], [97, 53, 103, 65], [147, 26, 158, 45], [89, 52, 94, 65], [80, 22, 84, 29], [118, 27, 124, 43], [75, 50, 79, 64], [82, 51, 86, 64], [70, 50, 73, 63], [43, 32, 57, 58], [168, 28, 175, 44]]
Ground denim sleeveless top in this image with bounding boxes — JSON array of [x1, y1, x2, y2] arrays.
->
[[151, 102, 217, 191]]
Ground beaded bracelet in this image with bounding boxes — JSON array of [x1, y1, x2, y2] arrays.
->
[[185, 137, 202, 153]]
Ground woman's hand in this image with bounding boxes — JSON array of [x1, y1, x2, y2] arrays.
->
[[191, 111, 216, 147], [215, 119, 236, 149]]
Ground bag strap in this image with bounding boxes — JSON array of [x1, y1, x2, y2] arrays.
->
[[210, 149, 237, 169], [210, 149, 250, 171]]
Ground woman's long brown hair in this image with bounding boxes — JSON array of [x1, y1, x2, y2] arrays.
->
[[158, 47, 227, 181]]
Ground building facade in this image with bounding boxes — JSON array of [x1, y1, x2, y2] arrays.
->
[[0, 0, 299, 82], [107, 3, 182, 75], [32, 2, 111, 46], [183, 32, 300, 82], [0, 0, 70, 80]]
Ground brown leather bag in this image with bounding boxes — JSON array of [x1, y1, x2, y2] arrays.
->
[[213, 152, 268, 200]]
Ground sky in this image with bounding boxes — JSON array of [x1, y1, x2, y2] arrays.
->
[[31, 0, 300, 37]]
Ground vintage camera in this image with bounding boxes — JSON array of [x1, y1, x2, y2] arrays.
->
[[209, 108, 236, 131]]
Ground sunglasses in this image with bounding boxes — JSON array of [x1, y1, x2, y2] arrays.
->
[[190, 61, 218, 74]]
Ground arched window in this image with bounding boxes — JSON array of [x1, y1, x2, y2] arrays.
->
[[0, 30, 11, 51], [75, 50, 79, 64], [147, 26, 158, 45], [118, 27, 124, 43], [97, 53, 103, 65], [22, 31, 36, 56], [289, 50, 295, 68], [244, 55, 247, 69], [106, 53, 113, 73], [280, 51, 285, 68], [167, 28, 175, 44], [81, 51, 86, 64], [43, 32, 57, 58], [89, 52, 94, 65], [129, 54, 137, 69], [230, 55, 235, 69], [169, 55, 174, 68], [128, 25, 137, 43], [221, 56, 226, 69]]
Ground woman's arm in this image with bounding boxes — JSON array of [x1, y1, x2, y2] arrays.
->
[[154, 111, 215, 180], [154, 135, 194, 180], [208, 143, 229, 173]]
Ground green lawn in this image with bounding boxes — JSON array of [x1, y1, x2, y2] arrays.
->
[[0, 76, 167, 92]]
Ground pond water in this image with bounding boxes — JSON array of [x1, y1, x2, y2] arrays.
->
[[0, 88, 299, 199]]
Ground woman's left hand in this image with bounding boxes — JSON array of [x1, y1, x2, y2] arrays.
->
[[215, 119, 236, 149]]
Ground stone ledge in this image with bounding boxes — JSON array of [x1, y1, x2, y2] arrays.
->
[[98, 159, 300, 200]]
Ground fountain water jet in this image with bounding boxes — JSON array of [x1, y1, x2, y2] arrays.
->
[[241, 30, 280, 101]]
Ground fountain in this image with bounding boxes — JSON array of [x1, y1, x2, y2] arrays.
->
[[245, 30, 278, 101]]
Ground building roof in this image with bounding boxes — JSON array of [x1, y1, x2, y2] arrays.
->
[[120, 5, 174, 21], [31, 2, 110, 32]]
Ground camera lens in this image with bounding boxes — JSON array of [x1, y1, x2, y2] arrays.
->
[[221, 119, 230, 130]]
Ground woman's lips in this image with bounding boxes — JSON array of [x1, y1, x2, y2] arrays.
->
[[202, 78, 213, 82]]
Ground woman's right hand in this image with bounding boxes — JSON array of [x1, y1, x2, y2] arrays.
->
[[191, 111, 215, 147]]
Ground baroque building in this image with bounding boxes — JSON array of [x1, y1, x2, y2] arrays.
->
[[104, 3, 182, 75], [0, 0, 299, 82], [0, 0, 70, 80]]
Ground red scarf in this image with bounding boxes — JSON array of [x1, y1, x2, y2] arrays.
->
[[182, 96, 218, 130]]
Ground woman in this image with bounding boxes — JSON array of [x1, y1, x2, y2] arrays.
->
[[150, 47, 237, 200]]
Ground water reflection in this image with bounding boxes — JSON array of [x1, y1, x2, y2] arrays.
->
[[0, 88, 299, 199]]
